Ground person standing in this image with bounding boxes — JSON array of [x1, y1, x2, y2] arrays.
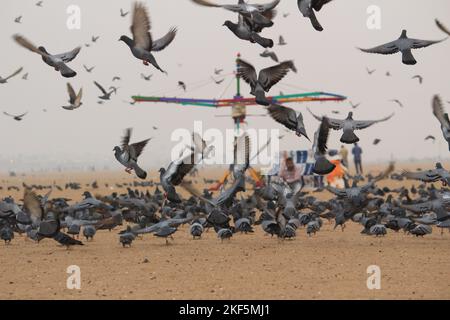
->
[[352, 143, 363, 175], [339, 145, 349, 168]]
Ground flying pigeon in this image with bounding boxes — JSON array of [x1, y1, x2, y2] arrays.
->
[[297, 0, 333, 31], [373, 138, 381, 145], [432, 95, 450, 150], [237, 58, 295, 106], [62, 83, 83, 110], [3, 112, 28, 121], [412, 75, 423, 84], [119, 2, 177, 73], [15, 16, 22, 23], [211, 77, 225, 84], [36, 1, 43, 7], [358, 30, 446, 65], [191, 0, 280, 29], [312, 117, 336, 175], [350, 101, 360, 109], [94, 81, 115, 100], [22, 72, 28, 80], [366, 67, 375, 75], [13, 34, 81, 78], [425, 135, 436, 142], [435, 19, 450, 36], [141, 73, 153, 81], [91, 36, 100, 43], [278, 35, 287, 46], [214, 68, 223, 75], [260, 49, 279, 62], [178, 81, 187, 91], [120, 8, 129, 17], [390, 99, 404, 108], [223, 14, 274, 48], [112, 76, 121, 81], [308, 109, 394, 144], [267, 104, 309, 140], [83, 65, 95, 73], [113, 128, 150, 179], [0, 67, 23, 84]]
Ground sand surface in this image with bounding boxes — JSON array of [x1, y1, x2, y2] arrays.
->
[[1, 163, 450, 300]]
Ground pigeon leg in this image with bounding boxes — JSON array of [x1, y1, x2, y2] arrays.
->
[[143, 60, 149, 66]]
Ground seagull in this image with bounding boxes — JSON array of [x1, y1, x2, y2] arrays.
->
[[412, 75, 423, 84], [308, 109, 394, 144], [3, 112, 28, 121], [366, 67, 376, 75], [113, 128, 150, 179], [119, 2, 177, 73], [358, 30, 446, 65], [94, 81, 115, 100], [120, 8, 129, 17], [267, 104, 309, 140], [15, 16, 22, 23], [260, 49, 279, 62], [83, 65, 95, 73], [178, 81, 187, 91], [0, 67, 23, 84], [237, 58, 295, 106], [141, 73, 153, 81], [435, 19, 450, 36], [62, 83, 83, 110], [278, 35, 287, 46], [191, 0, 280, 29], [297, 0, 333, 31], [312, 117, 335, 175], [13, 34, 81, 78], [432, 95, 450, 151], [390, 99, 404, 108]]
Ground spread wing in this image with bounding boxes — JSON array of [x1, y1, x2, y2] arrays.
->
[[358, 40, 400, 55], [129, 138, 151, 160], [402, 170, 440, 182], [13, 34, 48, 57], [307, 108, 344, 129], [5, 67, 23, 80], [411, 38, 446, 49], [54, 46, 81, 63], [121, 128, 132, 148], [237, 59, 258, 88], [317, 117, 330, 154], [353, 113, 394, 130], [436, 19, 450, 36], [267, 104, 297, 131], [432, 95, 450, 129], [94, 81, 107, 94], [23, 188, 44, 219], [152, 27, 177, 51], [67, 83, 76, 103], [258, 61, 293, 91], [131, 2, 152, 50]]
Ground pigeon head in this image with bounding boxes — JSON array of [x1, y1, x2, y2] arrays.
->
[[113, 146, 121, 153], [223, 21, 236, 31], [119, 35, 134, 47], [436, 162, 443, 169], [347, 112, 354, 119], [37, 46, 49, 54], [159, 168, 166, 174], [400, 30, 408, 38]]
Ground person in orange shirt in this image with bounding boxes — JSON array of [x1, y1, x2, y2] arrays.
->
[[326, 157, 348, 188]]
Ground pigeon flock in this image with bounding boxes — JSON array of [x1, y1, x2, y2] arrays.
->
[[1, 1, 450, 250]]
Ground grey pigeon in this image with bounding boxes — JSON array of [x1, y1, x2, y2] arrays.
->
[[403, 162, 450, 186], [113, 128, 150, 179], [120, 8, 129, 17], [278, 35, 287, 46], [3, 112, 27, 121], [192, 0, 280, 29], [94, 81, 115, 100], [237, 58, 295, 106], [36, 1, 43, 7], [412, 75, 423, 84], [267, 104, 309, 140], [141, 73, 153, 81], [309, 110, 394, 144], [62, 83, 82, 110], [83, 64, 95, 73], [223, 14, 274, 48], [312, 117, 335, 175], [432, 95, 450, 151], [297, 0, 333, 31], [260, 49, 278, 62], [0, 67, 23, 84], [119, 2, 177, 73], [217, 228, 233, 242], [14, 34, 81, 78], [358, 30, 446, 65], [390, 99, 404, 108], [15, 16, 22, 23]]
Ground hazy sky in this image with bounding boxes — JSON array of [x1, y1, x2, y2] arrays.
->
[[1, 0, 450, 172]]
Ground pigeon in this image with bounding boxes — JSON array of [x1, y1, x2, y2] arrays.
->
[[308, 110, 394, 144], [62, 83, 83, 110], [412, 75, 423, 84], [94, 81, 115, 100], [22, 73, 28, 80], [425, 135, 436, 142], [13, 34, 81, 78], [91, 36, 100, 43], [119, 2, 177, 73], [120, 8, 129, 17], [297, 0, 333, 31], [223, 14, 274, 48], [432, 95, 450, 151], [373, 138, 381, 145], [403, 163, 450, 186], [390, 99, 404, 108], [141, 73, 153, 81], [0, 67, 23, 84], [112, 76, 121, 81], [211, 77, 225, 85], [214, 68, 223, 75], [3, 112, 28, 121], [278, 35, 287, 46], [283, 13, 290, 18], [83, 65, 95, 73], [366, 67, 375, 75], [217, 228, 233, 242], [178, 81, 187, 91], [435, 19, 450, 36], [260, 49, 279, 62], [192, 0, 280, 29], [350, 101, 360, 109], [267, 104, 309, 140], [15, 16, 22, 23], [358, 30, 446, 65], [312, 117, 336, 175], [113, 128, 151, 179], [36, 1, 43, 7], [237, 58, 295, 106]]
